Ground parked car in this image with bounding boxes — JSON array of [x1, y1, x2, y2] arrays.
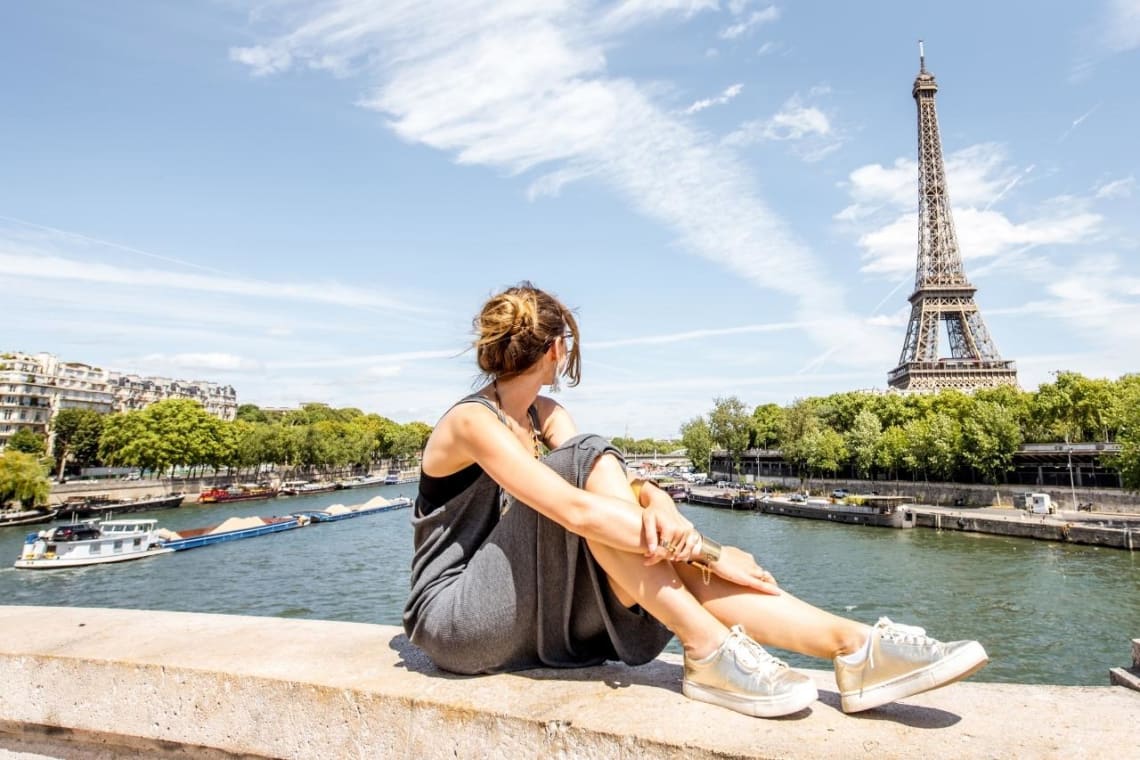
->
[[831, 488, 848, 499], [789, 493, 807, 503]]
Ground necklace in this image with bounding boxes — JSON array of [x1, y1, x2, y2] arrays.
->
[[492, 380, 542, 459]]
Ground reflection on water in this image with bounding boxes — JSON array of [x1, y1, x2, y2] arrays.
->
[[1, 489, 1135, 685]]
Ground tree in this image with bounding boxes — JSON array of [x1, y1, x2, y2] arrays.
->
[[904, 413, 961, 481], [51, 408, 105, 479], [750, 404, 786, 449], [708, 396, 751, 475], [846, 409, 882, 479], [780, 399, 822, 485], [874, 426, 908, 483], [0, 449, 51, 508], [961, 401, 1022, 484], [7, 428, 46, 455], [680, 416, 712, 473], [803, 428, 847, 480], [235, 403, 269, 424]]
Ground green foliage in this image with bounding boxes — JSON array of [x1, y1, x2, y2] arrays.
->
[[750, 404, 785, 449], [681, 370, 1137, 486], [98, 401, 433, 476], [708, 396, 751, 472], [51, 408, 105, 477], [779, 399, 821, 479], [903, 413, 961, 481], [0, 449, 51, 508], [235, 403, 269, 424], [680, 416, 712, 471], [845, 409, 882, 479], [802, 427, 847, 477], [6, 428, 46, 455], [961, 401, 1022, 484], [874, 426, 908, 479]]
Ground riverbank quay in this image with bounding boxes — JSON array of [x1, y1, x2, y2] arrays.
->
[[742, 475, 1140, 514], [1, 607, 1137, 759], [906, 504, 1140, 550]]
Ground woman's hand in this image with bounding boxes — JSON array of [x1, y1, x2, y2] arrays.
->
[[639, 489, 699, 565], [707, 545, 781, 595]]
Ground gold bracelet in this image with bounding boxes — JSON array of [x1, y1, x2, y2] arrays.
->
[[629, 478, 658, 504], [687, 559, 714, 585], [698, 534, 722, 564]]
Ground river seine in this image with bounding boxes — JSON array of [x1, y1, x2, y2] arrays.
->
[[1, 484, 1136, 686]]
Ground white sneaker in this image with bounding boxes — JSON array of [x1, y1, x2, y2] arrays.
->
[[834, 617, 988, 713], [683, 625, 818, 718]]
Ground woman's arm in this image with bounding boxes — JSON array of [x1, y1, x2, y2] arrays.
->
[[534, 396, 577, 450], [452, 403, 654, 555]]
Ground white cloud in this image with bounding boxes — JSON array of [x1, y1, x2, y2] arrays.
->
[[229, 45, 293, 77], [857, 206, 1103, 276], [139, 352, 262, 372], [231, 1, 895, 369], [0, 251, 429, 314], [1094, 176, 1135, 199], [724, 91, 842, 161], [590, 320, 823, 349], [364, 365, 403, 378], [602, 0, 718, 32], [756, 41, 781, 55], [1102, 0, 1140, 52], [836, 143, 1016, 221], [684, 82, 743, 114], [837, 142, 1105, 276], [719, 6, 779, 39]]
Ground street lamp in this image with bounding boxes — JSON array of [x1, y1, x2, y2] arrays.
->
[[1065, 436, 1077, 511]]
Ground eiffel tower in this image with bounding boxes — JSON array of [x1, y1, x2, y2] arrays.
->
[[887, 43, 1018, 392]]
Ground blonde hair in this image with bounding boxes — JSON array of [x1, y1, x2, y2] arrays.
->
[[474, 281, 580, 386]]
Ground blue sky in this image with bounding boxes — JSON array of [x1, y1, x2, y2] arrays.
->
[[2, 1, 1137, 438]]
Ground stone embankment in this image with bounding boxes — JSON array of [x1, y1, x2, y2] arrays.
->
[[1, 607, 1137, 759], [906, 505, 1140, 550]]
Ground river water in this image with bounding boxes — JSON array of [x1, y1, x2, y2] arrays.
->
[[1, 484, 1136, 686]]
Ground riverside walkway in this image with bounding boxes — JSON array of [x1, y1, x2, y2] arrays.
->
[[1, 606, 1136, 759]]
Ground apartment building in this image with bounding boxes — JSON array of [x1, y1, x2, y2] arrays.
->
[[0, 352, 238, 450], [108, 374, 237, 421]]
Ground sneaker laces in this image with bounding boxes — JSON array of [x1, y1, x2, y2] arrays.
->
[[858, 618, 939, 697], [875, 617, 934, 646], [727, 626, 786, 673]]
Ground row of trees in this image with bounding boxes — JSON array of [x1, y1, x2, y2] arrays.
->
[[680, 372, 1140, 489], [48, 401, 433, 480]]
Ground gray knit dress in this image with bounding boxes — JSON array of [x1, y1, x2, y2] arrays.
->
[[402, 395, 673, 674]]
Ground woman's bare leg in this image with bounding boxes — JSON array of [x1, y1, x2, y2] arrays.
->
[[583, 453, 868, 661], [673, 563, 869, 659], [580, 453, 729, 658]]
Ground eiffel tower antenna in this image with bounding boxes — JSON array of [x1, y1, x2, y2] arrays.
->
[[887, 45, 1018, 392]]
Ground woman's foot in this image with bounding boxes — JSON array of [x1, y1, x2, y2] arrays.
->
[[683, 625, 818, 718], [833, 617, 988, 713]]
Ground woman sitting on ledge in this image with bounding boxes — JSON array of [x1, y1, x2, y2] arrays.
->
[[403, 282, 987, 718]]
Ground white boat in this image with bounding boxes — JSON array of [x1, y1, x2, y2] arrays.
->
[[336, 474, 387, 489], [14, 519, 172, 569], [279, 480, 339, 496]]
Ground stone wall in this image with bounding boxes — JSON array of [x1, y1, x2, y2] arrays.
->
[[2, 607, 1138, 759]]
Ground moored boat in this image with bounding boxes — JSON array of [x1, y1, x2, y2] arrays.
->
[[156, 514, 308, 551], [15, 519, 172, 569], [293, 495, 412, 523], [55, 493, 185, 519], [685, 487, 757, 510], [383, 469, 418, 485], [336, 474, 388, 489], [759, 494, 915, 529], [279, 480, 339, 496], [198, 484, 279, 503], [0, 507, 60, 528]]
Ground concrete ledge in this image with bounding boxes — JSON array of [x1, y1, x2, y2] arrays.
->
[[0, 607, 1136, 759]]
